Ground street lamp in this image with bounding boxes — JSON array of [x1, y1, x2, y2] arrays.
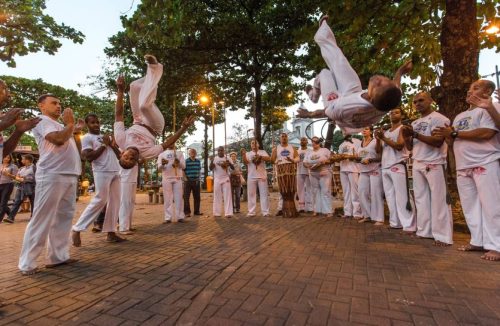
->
[[486, 25, 499, 35], [219, 101, 226, 152], [199, 93, 216, 156]]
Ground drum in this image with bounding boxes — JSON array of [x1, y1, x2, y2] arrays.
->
[[276, 163, 298, 218]]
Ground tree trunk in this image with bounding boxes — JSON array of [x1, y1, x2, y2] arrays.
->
[[432, 0, 479, 227], [254, 85, 263, 149], [433, 0, 479, 121]]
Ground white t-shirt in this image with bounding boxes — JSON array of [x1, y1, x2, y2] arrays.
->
[[246, 150, 269, 179], [297, 148, 311, 175], [304, 147, 331, 176], [452, 105, 500, 170], [81, 133, 120, 172], [32, 115, 81, 175], [381, 125, 409, 169], [276, 144, 295, 165], [411, 111, 449, 164], [338, 138, 360, 172], [0, 164, 17, 184], [357, 139, 380, 173], [120, 164, 138, 183], [114, 122, 163, 160], [325, 93, 386, 135], [157, 149, 185, 179], [212, 156, 231, 180], [0, 133, 3, 163]]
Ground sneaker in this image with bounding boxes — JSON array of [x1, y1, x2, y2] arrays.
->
[[3, 218, 14, 223]]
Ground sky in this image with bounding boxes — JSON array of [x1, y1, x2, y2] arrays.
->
[[1, 0, 499, 149]]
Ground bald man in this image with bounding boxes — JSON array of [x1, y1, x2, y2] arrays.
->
[[402, 92, 452, 246], [435, 80, 500, 261]]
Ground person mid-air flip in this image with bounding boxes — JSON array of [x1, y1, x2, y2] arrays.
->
[[297, 15, 413, 135]]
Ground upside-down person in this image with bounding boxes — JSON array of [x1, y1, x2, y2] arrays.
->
[[113, 55, 195, 170], [297, 16, 412, 135]]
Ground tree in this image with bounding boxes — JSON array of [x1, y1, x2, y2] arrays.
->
[[0, 0, 84, 67], [1, 75, 115, 128]]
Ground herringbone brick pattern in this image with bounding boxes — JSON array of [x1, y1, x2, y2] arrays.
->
[[0, 193, 499, 325]]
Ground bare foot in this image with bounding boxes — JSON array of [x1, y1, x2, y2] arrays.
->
[[20, 268, 39, 276], [144, 54, 158, 64], [319, 15, 329, 26], [433, 240, 452, 247], [353, 216, 363, 220], [401, 230, 416, 236], [481, 250, 500, 261], [358, 217, 371, 223], [106, 232, 127, 243], [457, 244, 485, 252], [72, 231, 81, 247], [374, 221, 384, 226], [46, 258, 78, 268]]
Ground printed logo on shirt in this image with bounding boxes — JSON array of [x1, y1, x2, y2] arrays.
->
[[390, 166, 399, 173], [166, 153, 174, 159], [454, 117, 472, 131], [299, 153, 305, 161], [413, 122, 429, 134], [280, 149, 290, 157], [358, 149, 368, 157], [311, 154, 319, 161], [326, 92, 338, 101], [340, 146, 349, 154]]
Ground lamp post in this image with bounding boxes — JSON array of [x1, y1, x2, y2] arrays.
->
[[220, 101, 226, 152], [247, 128, 254, 146]]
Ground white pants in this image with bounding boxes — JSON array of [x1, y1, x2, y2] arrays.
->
[[413, 162, 453, 244], [297, 174, 313, 211], [19, 173, 77, 271], [382, 165, 416, 231], [119, 182, 136, 231], [340, 171, 361, 217], [130, 63, 165, 135], [73, 172, 121, 233], [359, 170, 384, 222], [457, 161, 500, 251], [309, 172, 332, 214], [163, 177, 184, 221], [247, 178, 270, 215], [314, 21, 362, 98], [213, 177, 233, 216]]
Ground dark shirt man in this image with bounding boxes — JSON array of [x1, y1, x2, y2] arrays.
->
[[183, 148, 202, 216]]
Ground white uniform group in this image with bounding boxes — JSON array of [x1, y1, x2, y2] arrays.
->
[[10, 16, 500, 277]]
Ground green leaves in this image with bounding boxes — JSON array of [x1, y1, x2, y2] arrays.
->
[[0, 0, 84, 67]]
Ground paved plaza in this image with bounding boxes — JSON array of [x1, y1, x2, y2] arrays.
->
[[0, 192, 499, 325]]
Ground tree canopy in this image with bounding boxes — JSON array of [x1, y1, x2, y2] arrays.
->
[[0, 0, 84, 67]]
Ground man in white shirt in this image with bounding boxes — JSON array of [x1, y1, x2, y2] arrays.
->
[[402, 92, 453, 246], [375, 108, 416, 233], [435, 80, 500, 261], [18, 94, 83, 275], [337, 135, 362, 218], [297, 16, 412, 134], [271, 133, 299, 216], [297, 137, 313, 213], [113, 56, 194, 169], [210, 146, 234, 218], [241, 140, 271, 217], [72, 114, 124, 246], [158, 145, 186, 223]]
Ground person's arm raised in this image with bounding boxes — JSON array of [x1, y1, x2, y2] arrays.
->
[[393, 60, 413, 88], [115, 75, 125, 123], [161, 115, 196, 150], [45, 108, 76, 146]]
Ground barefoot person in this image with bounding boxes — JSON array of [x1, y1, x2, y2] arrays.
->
[[375, 108, 415, 233], [72, 114, 125, 246], [435, 80, 500, 261], [158, 145, 185, 223], [297, 16, 413, 134], [357, 126, 384, 225], [337, 135, 362, 219], [303, 137, 333, 217], [113, 55, 195, 169], [210, 146, 234, 218], [18, 94, 84, 275], [271, 133, 299, 217], [297, 137, 313, 213], [402, 92, 453, 246], [242, 140, 271, 217]]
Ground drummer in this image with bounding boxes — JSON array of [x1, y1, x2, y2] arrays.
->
[[271, 132, 299, 216]]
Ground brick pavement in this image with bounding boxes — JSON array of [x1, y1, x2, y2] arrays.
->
[[0, 192, 499, 325]]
